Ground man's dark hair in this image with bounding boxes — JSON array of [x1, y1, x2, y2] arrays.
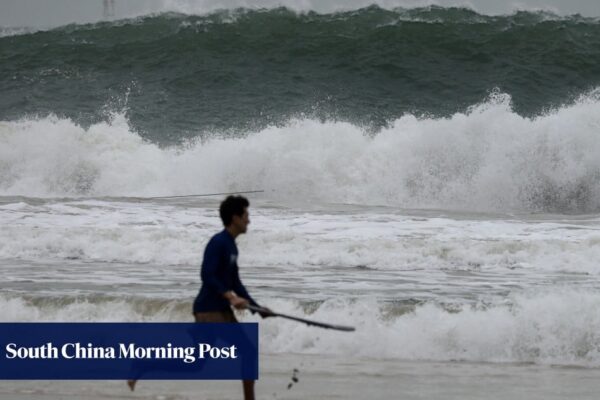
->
[[219, 195, 249, 226]]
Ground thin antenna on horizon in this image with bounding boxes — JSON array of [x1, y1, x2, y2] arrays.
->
[[103, 0, 115, 18]]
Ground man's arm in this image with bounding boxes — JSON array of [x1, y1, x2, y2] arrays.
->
[[200, 239, 229, 295], [232, 264, 259, 308]]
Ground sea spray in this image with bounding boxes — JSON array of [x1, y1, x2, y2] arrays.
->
[[2, 290, 600, 366], [3, 91, 600, 212]]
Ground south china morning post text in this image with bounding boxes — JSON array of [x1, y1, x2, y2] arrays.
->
[[5, 342, 239, 364], [0, 323, 258, 379]]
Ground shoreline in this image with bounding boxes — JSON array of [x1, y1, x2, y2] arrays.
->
[[1, 353, 599, 400]]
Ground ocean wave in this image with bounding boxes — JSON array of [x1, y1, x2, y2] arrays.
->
[[2, 7, 599, 136], [2, 199, 600, 273], [1, 1, 597, 39], [2, 91, 600, 212], [3, 6, 596, 39], [2, 290, 600, 367]]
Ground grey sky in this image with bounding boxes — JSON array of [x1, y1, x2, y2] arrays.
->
[[0, 0, 161, 27], [1, 0, 599, 28]]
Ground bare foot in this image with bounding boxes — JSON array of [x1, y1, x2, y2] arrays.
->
[[127, 379, 137, 391]]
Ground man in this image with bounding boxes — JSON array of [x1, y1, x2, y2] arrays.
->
[[193, 195, 269, 400], [128, 196, 269, 397]]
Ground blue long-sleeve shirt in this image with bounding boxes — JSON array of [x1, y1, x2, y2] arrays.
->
[[193, 230, 259, 313]]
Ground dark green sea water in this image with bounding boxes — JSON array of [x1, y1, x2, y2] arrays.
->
[[2, 6, 600, 143]]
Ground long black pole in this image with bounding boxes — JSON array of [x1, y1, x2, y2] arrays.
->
[[246, 305, 355, 332]]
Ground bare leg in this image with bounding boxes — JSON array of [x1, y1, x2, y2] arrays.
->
[[127, 379, 137, 391], [243, 380, 255, 400]]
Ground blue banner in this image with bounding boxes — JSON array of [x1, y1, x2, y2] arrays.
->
[[0, 323, 258, 380]]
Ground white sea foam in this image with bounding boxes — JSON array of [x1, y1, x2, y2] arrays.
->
[[261, 290, 600, 367], [2, 92, 600, 212], [156, 0, 563, 17], [0, 26, 37, 38], [2, 199, 600, 274], [2, 289, 600, 366], [2, 2, 592, 39]]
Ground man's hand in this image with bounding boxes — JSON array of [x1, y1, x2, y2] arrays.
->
[[224, 290, 249, 309], [230, 296, 249, 309]]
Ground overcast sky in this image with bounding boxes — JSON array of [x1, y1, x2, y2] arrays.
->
[[1, 0, 600, 27]]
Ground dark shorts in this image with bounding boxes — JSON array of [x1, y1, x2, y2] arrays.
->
[[194, 309, 237, 323]]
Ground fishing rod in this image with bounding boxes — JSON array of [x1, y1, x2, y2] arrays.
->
[[246, 305, 355, 332], [144, 190, 265, 200], [21, 190, 266, 202]]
